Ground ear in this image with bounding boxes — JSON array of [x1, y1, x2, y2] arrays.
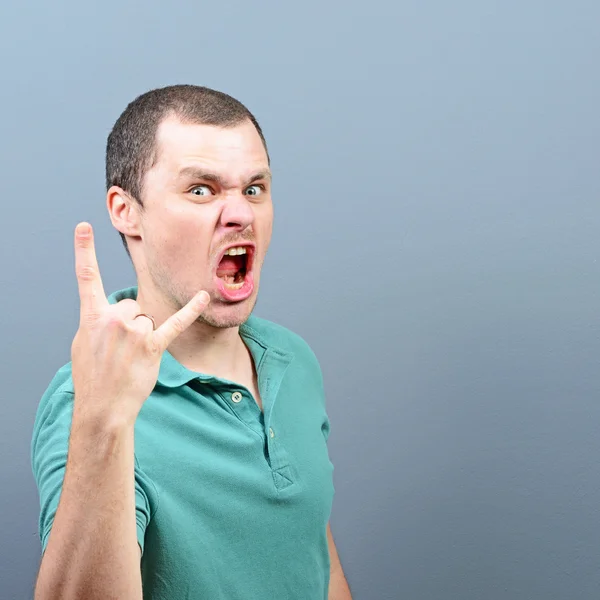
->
[[107, 186, 143, 239]]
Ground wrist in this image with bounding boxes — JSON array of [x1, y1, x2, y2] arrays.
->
[[72, 399, 137, 438]]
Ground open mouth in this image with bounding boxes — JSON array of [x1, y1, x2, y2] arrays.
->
[[216, 245, 251, 288], [214, 244, 256, 301]]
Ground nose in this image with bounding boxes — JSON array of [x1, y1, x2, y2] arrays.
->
[[219, 193, 255, 232]]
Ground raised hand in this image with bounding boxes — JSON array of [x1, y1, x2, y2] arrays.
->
[[70, 222, 209, 424]]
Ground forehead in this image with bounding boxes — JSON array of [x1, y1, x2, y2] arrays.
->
[[153, 117, 268, 175]]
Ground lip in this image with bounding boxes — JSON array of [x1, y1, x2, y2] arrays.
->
[[214, 242, 256, 303]]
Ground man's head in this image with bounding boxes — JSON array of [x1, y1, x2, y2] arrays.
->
[[105, 85, 272, 329]]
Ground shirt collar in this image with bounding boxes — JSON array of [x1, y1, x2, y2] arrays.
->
[[106, 286, 291, 389]]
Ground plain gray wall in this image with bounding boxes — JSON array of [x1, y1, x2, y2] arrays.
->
[[1, 0, 599, 598]]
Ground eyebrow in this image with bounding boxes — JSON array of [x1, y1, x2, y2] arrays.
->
[[177, 167, 272, 187]]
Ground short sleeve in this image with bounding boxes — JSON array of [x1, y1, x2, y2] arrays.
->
[[310, 350, 331, 443], [321, 412, 331, 442], [31, 390, 157, 555]]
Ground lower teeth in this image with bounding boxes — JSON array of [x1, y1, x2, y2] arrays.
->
[[221, 273, 244, 289]]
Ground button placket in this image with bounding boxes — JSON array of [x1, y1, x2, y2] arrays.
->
[[224, 388, 264, 437]]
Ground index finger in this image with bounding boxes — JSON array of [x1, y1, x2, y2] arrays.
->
[[74, 222, 108, 318], [153, 291, 211, 350]]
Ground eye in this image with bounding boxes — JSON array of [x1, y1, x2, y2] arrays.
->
[[190, 185, 213, 197], [244, 184, 264, 197]]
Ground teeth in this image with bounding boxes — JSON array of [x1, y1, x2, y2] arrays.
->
[[224, 281, 244, 290], [224, 246, 247, 256]]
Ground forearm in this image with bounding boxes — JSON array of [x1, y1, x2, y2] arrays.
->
[[327, 523, 352, 599], [329, 565, 352, 600], [35, 410, 142, 600]]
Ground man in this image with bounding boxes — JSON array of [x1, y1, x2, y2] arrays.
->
[[31, 85, 351, 600]]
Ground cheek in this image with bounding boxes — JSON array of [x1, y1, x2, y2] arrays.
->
[[144, 206, 213, 267], [257, 203, 274, 243]]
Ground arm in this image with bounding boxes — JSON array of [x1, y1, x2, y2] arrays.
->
[[35, 414, 142, 600], [35, 222, 209, 600], [327, 523, 352, 600]]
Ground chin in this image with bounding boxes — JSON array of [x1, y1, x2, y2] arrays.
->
[[198, 294, 258, 329]]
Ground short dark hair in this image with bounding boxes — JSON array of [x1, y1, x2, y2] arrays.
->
[[105, 84, 269, 256]]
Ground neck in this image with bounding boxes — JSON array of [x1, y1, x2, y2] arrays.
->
[[135, 284, 247, 380]]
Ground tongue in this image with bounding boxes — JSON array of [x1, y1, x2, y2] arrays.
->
[[216, 255, 244, 276]]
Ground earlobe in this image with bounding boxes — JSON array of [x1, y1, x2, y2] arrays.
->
[[107, 186, 141, 238]]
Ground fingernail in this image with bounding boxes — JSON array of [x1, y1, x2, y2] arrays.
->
[[77, 223, 91, 236], [198, 291, 210, 304]]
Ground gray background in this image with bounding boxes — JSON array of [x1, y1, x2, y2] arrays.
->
[[1, 0, 599, 598]]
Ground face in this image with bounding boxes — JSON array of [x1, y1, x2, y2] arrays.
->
[[130, 117, 273, 328]]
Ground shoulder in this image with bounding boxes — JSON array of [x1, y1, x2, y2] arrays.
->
[[31, 362, 75, 472], [32, 362, 75, 435], [37, 362, 75, 413], [43, 362, 75, 398]]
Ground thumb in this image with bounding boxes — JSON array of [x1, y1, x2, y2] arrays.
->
[[153, 291, 211, 350]]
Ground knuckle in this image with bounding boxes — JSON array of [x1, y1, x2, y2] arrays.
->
[[119, 298, 140, 310], [105, 314, 126, 331], [170, 314, 185, 334], [77, 266, 96, 281], [126, 320, 148, 340], [148, 339, 162, 356], [81, 311, 102, 327]]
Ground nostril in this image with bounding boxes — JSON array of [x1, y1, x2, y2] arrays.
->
[[224, 216, 254, 229]]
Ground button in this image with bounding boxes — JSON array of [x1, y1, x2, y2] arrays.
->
[[269, 427, 275, 438], [231, 391, 243, 403]]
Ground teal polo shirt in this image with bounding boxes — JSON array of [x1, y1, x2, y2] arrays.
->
[[31, 286, 335, 599]]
